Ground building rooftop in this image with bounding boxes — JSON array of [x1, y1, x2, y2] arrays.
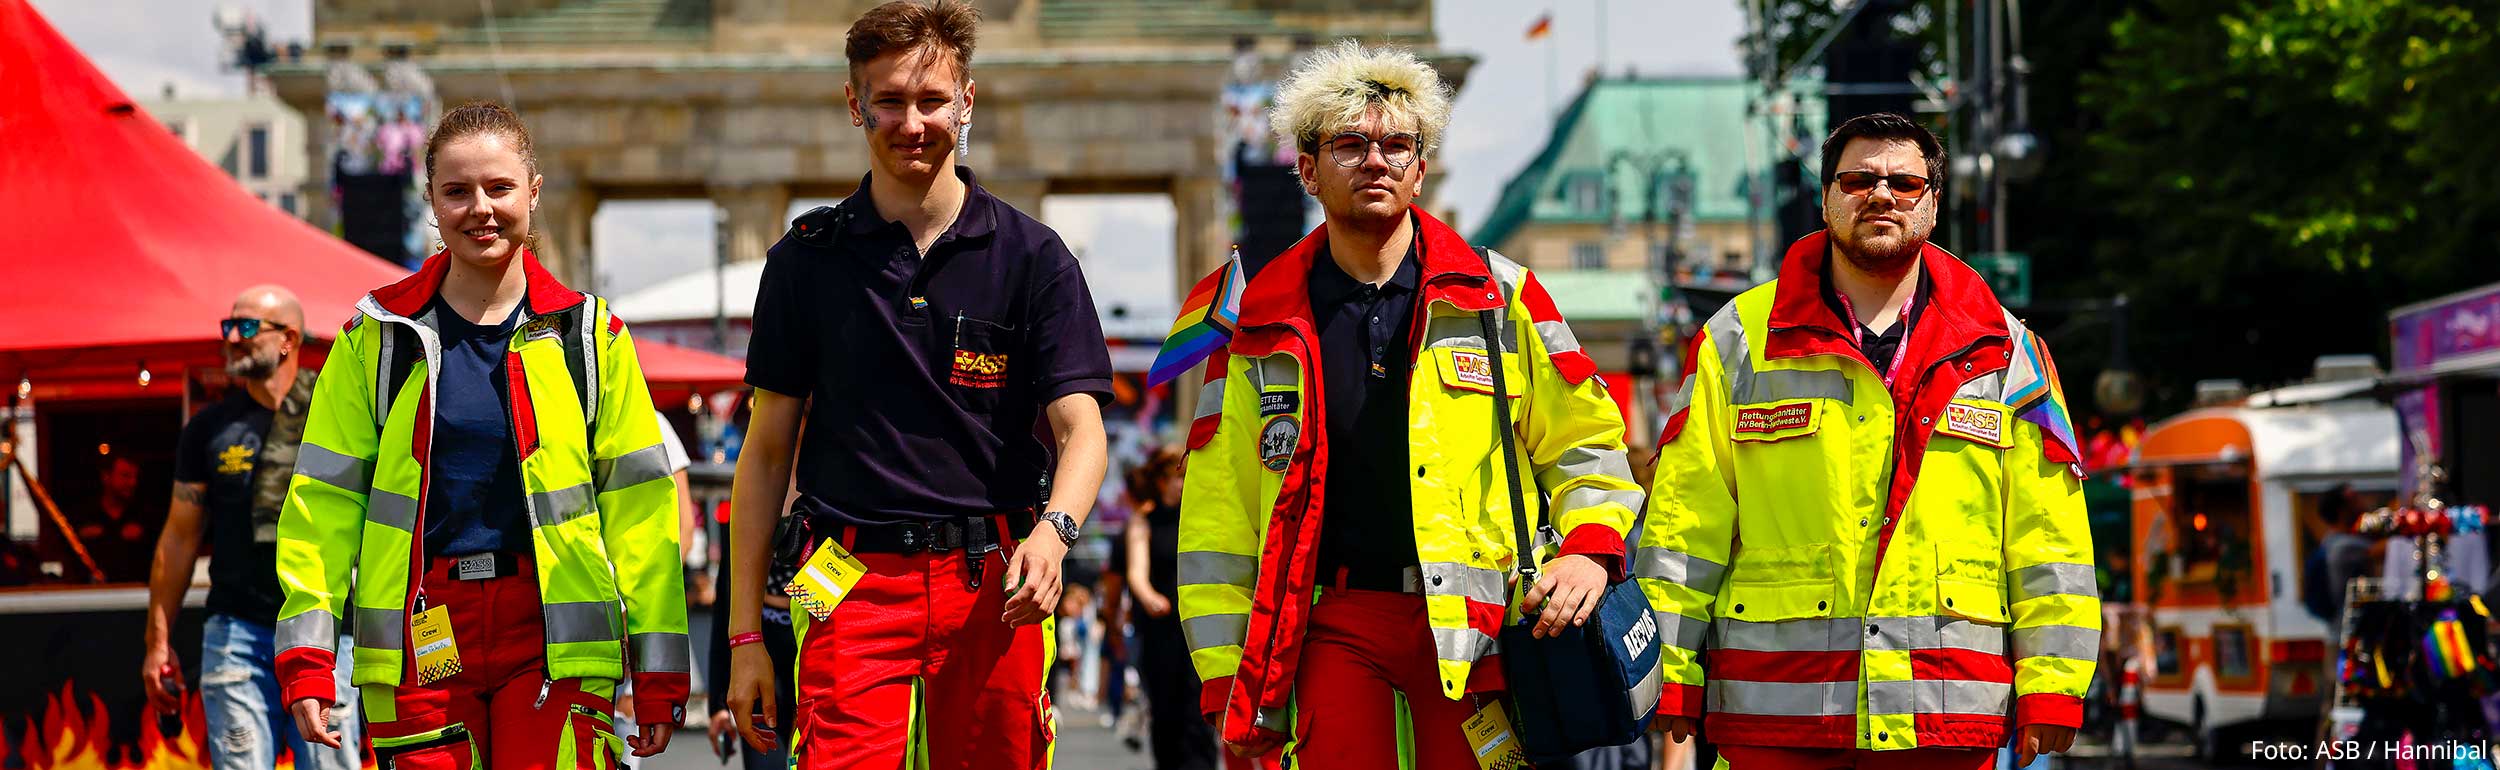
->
[[1473, 76, 1824, 249]]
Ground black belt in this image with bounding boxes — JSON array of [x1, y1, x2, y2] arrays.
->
[[1331, 564, 1426, 594], [833, 510, 1039, 555]]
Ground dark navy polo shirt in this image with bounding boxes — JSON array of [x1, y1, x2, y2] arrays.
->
[[745, 168, 1115, 526], [1309, 241, 1424, 584], [422, 296, 532, 557]]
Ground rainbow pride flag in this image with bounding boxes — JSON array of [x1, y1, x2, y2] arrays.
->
[[1147, 247, 1247, 387], [2005, 328, 2080, 464]]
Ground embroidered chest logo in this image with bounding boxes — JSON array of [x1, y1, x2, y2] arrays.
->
[[1450, 350, 1497, 390], [1733, 403, 1815, 434], [950, 350, 1011, 388], [1258, 415, 1300, 473], [216, 443, 256, 475], [517, 316, 564, 344], [1940, 402, 2008, 447]]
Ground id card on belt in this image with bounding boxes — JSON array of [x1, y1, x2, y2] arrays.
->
[[1461, 701, 1531, 770], [784, 538, 868, 622], [410, 605, 464, 684]]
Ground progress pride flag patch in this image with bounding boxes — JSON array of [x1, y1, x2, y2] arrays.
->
[[1733, 402, 1815, 435]]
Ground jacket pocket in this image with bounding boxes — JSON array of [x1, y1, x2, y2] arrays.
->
[[1935, 543, 2011, 624], [373, 723, 478, 770], [1721, 543, 1839, 622]]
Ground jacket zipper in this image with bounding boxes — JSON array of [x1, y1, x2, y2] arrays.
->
[[369, 307, 443, 683], [1244, 321, 1322, 729]]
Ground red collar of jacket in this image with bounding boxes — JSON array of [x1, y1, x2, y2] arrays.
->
[[1237, 207, 1501, 329], [1763, 231, 2008, 367], [371, 249, 585, 319]]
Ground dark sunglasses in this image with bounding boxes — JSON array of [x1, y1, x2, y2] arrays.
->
[[220, 318, 293, 340], [1832, 170, 1932, 199]]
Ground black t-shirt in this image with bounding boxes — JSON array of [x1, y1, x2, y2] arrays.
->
[[1309, 241, 1424, 583], [173, 389, 282, 622], [421, 297, 531, 557], [745, 168, 1115, 525]]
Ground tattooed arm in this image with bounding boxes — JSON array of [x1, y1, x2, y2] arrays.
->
[[141, 481, 207, 711]]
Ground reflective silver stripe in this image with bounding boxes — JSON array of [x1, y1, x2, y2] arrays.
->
[[1251, 356, 1298, 390], [295, 444, 372, 495], [1178, 551, 1258, 587], [277, 610, 338, 652], [1736, 369, 1854, 406], [1194, 375, 1228, 422], [2011, 563, 2099, 602], [631, 632, 693, 673], [1954, 371, 2007, 402], [1539, 446, 1634, 490], [1556, 486, 1645, 515], [1707, 306, 1751, 394], [1713, 617, 1861, 653], [1633, 548, 1727, 594], [1432, 625, 1499, 662], [580, 297, 601, 424], [1709, 679, 1858, 717], [367, 489, 418, 533], [2013, 625, 2100, 662], [1184, 613, 1249, 652], [1867, 616, 2007, 655], [1656, 610, 1710, 653], [1664, 370, 1696, 416], [1424, 315, 1518, 353], [531, 484, 596, 528], [1865, 679, 2012, 716], [372, 321, 395, 426], [355, 607, 406, 650], [1420, 561, 1508, 606], [1628, 652, 1666, 715], [594, 443, 673, 494], [1534, 319, 1584, 355], [545, 601, 620, 644]]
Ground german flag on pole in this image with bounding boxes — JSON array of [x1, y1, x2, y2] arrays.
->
[[1146, 246, 1247, 388], [1526, 11, 1553, 41]]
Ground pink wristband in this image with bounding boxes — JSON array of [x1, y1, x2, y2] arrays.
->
[[728, 632, 765, 650]]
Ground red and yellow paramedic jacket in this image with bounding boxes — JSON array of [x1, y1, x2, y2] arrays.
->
[[1640, 232, 2098, 751], [1177, 209, 1643, 749]]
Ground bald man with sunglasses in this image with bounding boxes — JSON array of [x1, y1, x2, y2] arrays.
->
[[144, 285, 363, 770]]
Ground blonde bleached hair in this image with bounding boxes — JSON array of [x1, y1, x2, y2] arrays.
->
[[1269, 40, 1453, 155]]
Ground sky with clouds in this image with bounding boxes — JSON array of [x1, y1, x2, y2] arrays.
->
[[29, 0, 1745, 325]]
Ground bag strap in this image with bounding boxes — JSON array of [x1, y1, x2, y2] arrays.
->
[[1474, 246, 1551, 585]]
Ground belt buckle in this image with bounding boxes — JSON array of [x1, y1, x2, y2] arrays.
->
[[896, 522, 930, 554], [455, 553, 498, 581]]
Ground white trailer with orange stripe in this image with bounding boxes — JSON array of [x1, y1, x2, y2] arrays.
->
[[2127, 383, 2398, 756]]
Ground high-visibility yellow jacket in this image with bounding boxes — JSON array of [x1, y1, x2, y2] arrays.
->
[[273, 252, 691, 721], [1179, 209, 1644, 749], [1640, 232, 2098, 751]]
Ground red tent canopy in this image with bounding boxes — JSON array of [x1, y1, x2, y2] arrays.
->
[[0, 0, 745, 395]]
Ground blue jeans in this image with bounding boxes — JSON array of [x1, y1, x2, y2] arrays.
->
[[200, 613, 361, 770]]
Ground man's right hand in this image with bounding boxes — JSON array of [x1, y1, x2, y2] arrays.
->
[[288, 697, 344, 749], [1658, 716, 1698, 743], [1224, 728, 1287, 759], [726, 643, 781, 752], [140, 645, 183, 712]]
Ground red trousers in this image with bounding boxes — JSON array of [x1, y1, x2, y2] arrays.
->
[[360, 556, 624, 769], [1718, 745, 1998, 770], [1289, 589, 1485, 770], [791, 539, 1052, 769]]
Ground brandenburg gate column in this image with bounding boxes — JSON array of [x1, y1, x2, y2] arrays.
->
[[712, 183, 793, 266], [536, 179, 599, 287]]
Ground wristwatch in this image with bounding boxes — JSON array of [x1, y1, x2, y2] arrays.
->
[[1038, 510, 1081, 547]]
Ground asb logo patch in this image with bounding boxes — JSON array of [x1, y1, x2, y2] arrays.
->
[[1450, 350, 1497, 390], [950, 349, 1010, 388], [1940, 402, 2010, 447], [517, 315, 564, 344], [1258, 415, 1299, 473], [1733, 402, 1815, 435]]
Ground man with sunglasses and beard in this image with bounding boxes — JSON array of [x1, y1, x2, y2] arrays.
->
[[1638, 113, 2098, 770], [142, 285, 361, 770]]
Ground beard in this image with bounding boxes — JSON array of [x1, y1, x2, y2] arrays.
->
[[1832, 217, 1931, 276], [225, 347, 281, 379]]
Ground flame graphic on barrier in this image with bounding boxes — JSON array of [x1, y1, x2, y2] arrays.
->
[[10, 681, 372, 769]]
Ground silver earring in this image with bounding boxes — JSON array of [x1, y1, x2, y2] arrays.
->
[[959, 120, 972, 160]]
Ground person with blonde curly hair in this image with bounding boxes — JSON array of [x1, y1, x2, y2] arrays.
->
[[1176, 41, 1643, 768]]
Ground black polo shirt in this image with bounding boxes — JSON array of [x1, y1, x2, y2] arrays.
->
[[1310, 240, 1424, 585], [745, 168, 1114, 525], [1820, 261, 1933, 376]]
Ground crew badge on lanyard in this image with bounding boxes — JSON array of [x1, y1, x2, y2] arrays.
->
[[1834, 287, 1917, 389]]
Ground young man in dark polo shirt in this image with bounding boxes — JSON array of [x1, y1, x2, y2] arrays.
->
[[720, 3, 1112, 768]]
